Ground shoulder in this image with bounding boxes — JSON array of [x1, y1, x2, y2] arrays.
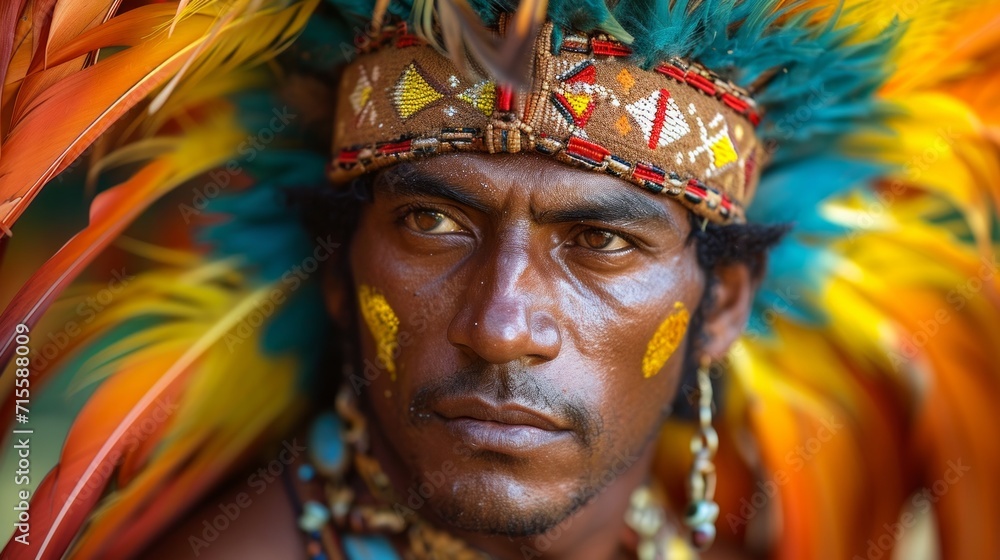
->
[[141, 466, 305, 559]]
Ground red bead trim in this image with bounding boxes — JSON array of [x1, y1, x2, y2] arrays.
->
[[633, 163, 665, 186], [331, 132, 744, 224], [591, 39, 632, 57], [376, 139, 412, 155], [566, 137, 610, 166], [656, 64, 687, 82], [721, 93, 748, 114], [685, 73, 717, 96], [686, 180, 707, 198], [337, 149, 361, 164], [562, 61, 596, 84], [655, 62, 760, 126], [396, 34, 423, 48]]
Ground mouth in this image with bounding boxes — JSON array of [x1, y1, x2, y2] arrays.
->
[[433, 397, 573, 454]]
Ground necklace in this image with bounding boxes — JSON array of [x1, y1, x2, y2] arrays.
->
[[290, 386, 696, 560]]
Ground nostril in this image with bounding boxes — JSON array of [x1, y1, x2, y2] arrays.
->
[[534, 325, 560, 349], [529, 312, 561, 357]]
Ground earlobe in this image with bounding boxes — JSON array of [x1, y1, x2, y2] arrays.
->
[[699, 262, 756, 361]]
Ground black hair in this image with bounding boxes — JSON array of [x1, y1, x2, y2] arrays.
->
[[287, 173, 789, 418], [675, 214, 789, 418]]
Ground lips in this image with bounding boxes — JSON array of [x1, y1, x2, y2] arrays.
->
[[434, 397, 564, 430], [433, 396, 572, 453]]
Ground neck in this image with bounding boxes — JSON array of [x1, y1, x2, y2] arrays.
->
[[365, 408, 658, 560]]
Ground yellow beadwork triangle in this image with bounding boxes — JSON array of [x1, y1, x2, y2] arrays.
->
[[710, 136, 738, 168], [395, 64, 444, 119], [563, 91, 591, 119], [457, 81, 496, 116]]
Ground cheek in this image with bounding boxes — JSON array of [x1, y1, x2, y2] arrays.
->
[[584, 301, 694, 457], [572, 262, 700, 434], [571, 252, 699, 378], [356, 284, 402, 380], [641, 301, 691, 379], [350, 218, 468, 388]]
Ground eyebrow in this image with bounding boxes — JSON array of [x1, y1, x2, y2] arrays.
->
[[376, 163, 678, 231], [376, 164, 494, 215], [534, 190, 675, 230]]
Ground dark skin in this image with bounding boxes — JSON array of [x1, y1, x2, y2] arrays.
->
[[334, 153, 756, 559], [145, 153, 756, 559]]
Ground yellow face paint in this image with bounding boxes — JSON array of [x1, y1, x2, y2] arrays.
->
[[357, 284, 401, 381], [641, 301, 690, 378]]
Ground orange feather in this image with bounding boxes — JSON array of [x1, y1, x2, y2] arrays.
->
[[0, 4, 214, 232], [0, 0, 29, 93], [0, 161, 171, 369], [1, 345, 195, 560], [46, 0, 124, 67]]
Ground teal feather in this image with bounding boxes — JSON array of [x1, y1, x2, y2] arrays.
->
[[197, 91, 334, 378], [750, 240, 833, 329], [750, 158, 886, 225]]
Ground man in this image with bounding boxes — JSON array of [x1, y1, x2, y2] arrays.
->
[[3, 1, 999, 559], [139, 7, 808, 558], [148, 149, 782, 559]]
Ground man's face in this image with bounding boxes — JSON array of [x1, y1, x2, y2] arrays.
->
[[344, 153, 706, 536]]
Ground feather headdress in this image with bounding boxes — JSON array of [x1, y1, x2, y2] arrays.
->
[[0, 0, 997, 558]]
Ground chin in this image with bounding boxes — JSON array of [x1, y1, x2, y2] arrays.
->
[[418, 468, 596, 537]]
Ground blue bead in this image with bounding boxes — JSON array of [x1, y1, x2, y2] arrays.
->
[[308, 411, 347, 475], [298, 463, 316, 481], [343, 534, 401, 560]]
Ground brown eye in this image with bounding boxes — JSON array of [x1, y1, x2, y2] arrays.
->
[[404, 210, 462, 234], [576, 229, 631, 251]]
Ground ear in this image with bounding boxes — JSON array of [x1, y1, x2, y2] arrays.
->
[[322, 263, 354, 331], [699, 261, 758, 361]]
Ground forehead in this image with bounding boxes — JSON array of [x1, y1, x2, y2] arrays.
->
[[373, 153, 690, 232]]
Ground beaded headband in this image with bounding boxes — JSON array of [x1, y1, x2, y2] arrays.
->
[[329, 20, 765, 224]]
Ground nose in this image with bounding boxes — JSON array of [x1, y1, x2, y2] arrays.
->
[[447, 242, 562, 364]]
